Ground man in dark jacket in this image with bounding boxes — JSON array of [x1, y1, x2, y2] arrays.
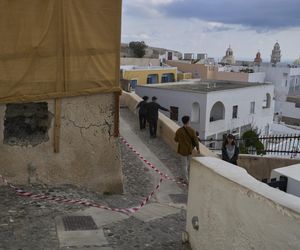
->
[[136, 96, 149, 130], [146, 96, 169, 138]]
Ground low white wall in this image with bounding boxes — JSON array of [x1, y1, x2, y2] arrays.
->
[[248, 72, 266, 83], [282, 101, 300, 119], [187, 157, 300, 250]]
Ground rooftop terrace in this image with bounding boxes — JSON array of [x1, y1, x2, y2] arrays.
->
[[137, 80, 270, 93], [120, 65, 176, 71]]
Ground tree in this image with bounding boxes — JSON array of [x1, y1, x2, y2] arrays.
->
[[239, 129, 266, 155], [129, 41, 147, 58]]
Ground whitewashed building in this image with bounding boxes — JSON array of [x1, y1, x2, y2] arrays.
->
[[135, 80, 274, 144], [254, 64, 300, 113]]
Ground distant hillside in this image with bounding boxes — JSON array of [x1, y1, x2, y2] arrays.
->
[[121, 43, 182, 59]]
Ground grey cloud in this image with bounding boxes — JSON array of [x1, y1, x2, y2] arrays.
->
[[126, 0, 300, 30]]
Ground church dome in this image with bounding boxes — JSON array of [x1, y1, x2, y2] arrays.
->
[[226, 47, 233, 56], [254, 51, 262, 64], [221, 46, 235, 65]]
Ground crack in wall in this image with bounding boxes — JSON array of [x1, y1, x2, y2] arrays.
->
[[64, 115, 114, 139]]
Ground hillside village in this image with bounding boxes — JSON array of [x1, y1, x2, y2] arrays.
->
[[0, 1, 300, 250]]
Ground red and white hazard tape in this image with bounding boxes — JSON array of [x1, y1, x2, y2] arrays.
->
[[0, 135, 185, 214], [0, 174, 163, 215], [120, 137, 188, 187]]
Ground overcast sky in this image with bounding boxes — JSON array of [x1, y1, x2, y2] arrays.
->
[[122, 0, 300, 62]]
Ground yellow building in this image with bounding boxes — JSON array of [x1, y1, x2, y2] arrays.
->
[[120, 65, 177, 90], [177, 72, 193, 81]]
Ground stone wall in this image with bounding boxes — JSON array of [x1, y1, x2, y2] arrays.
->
[[0, 93, 123, 193], [238, 154, 300, 180], [187, 157, 300, 250]]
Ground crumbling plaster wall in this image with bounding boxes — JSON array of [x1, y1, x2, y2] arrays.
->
[[0, 93, 123, 193]]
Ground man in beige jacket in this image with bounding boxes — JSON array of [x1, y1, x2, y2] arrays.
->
[[174, 116, 200, 181]]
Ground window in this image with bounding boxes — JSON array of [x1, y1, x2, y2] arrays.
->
[[147, 74, 158, 84], [191, 102, 200, 123], [250, 102, 255, 114], [147, 76, 152, 84], [161, 73, 174, 83], [161, 75, 168, 83], [170, 106, 179, 121], [130, 79, 138, 90], [210, 102, 225, 122], [232, 105, 238, 119], [263, 93, 271, 108], [285, 80, 288, 87], [4, 103, 50, 146]]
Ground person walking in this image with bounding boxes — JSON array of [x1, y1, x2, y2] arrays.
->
[[136, 96, 149, 130], [222, 134, 239, 165], [146, 96, 169, 138], [174, 116, 200, 181]]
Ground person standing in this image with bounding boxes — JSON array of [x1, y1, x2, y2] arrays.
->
[[174, 116, 200, 181], [136, 96, 149, 130], [222, 134, 239, 165], [146, 96, 169, 138]]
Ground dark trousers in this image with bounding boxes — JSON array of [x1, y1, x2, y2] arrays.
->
[[139, 114, 147, 129], [149, 119, 157, 137]]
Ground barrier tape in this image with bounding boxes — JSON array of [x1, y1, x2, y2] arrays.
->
[[120, 137, 188, 187], [0, 135, 186, 214], [0, 174, 163, 215]]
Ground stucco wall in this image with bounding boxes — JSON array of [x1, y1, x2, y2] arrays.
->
[[120, 58, 160, 66], [238, 154, 300, 180], [187, 157, 300, 250], [167, 61, 208, 79], [214, 71, 248, 82], [0, 93, 123, 193], [248, 72, 266, 83], [177, 72, 193, 81], [282, 101, 300, 120]]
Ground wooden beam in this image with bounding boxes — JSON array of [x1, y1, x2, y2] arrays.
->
[[54, 98, 62, 153], [114, 92, 120, 137]]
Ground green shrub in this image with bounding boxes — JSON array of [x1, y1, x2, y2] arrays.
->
[[241, 129, 266, 155]]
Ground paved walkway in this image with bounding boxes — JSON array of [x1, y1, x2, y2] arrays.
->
[[0, 108, 190, 250], [55, 108, 189, 249]]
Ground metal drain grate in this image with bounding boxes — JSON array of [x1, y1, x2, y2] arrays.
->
[[62, 216, 98, 231]]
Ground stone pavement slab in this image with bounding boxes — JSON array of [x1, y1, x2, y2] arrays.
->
[[132, 203, 181, 222]]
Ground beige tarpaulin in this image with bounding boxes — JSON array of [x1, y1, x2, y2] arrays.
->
[[0, 0, 122, 103]]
